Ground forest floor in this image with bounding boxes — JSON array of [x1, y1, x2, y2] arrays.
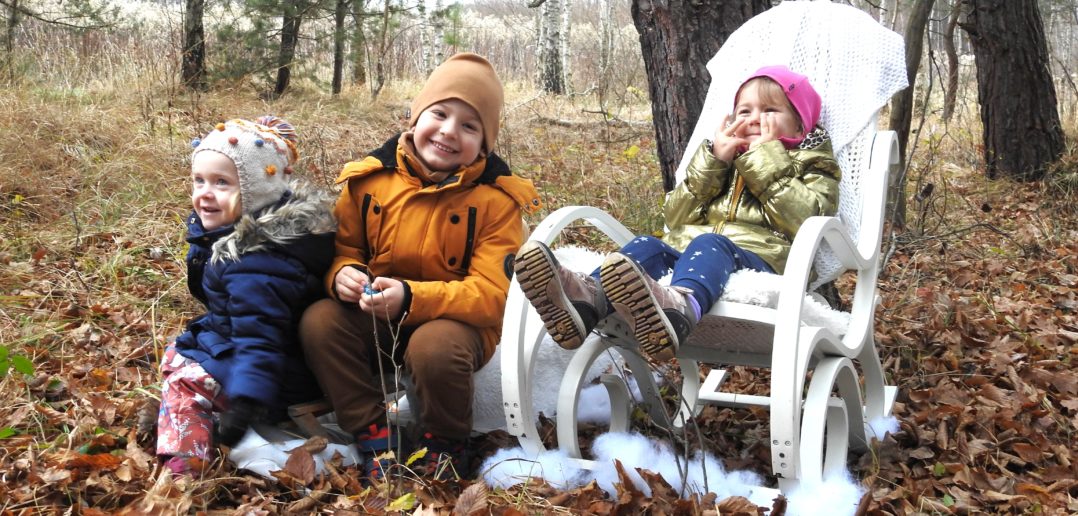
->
[[0, 84, 1075, 515]]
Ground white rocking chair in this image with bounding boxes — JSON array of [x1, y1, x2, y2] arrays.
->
[[500, 1, 908, 493]]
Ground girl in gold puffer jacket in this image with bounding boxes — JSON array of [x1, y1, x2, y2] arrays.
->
[[515, 65, 839, 360]]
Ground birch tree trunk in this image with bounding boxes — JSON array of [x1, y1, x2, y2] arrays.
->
[[537, 0, 564, 94], [560, 0, 571, 94], [598, 0, 613, 101], [182, 0, 206, 90], [418, 1, 432, 75], [433, 0, 445, 64]]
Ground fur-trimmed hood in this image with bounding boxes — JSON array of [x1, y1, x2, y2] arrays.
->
[[210, 180, 336, 265]]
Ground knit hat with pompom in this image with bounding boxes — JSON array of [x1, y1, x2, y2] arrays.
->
[[191, 116, 299, 214]]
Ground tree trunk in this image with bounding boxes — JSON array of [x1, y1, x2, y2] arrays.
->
[[418, 1, 432, 75], [332, 0, 347, 95], [2, 0, 18, 82], [598, 0, 613, 102], [942, 0, 961, 122], [370, 0, 391, 100], [433, 0, 445, 63], [274, 0, 304, 97], [631, 0, 769, 192], [351, 0, 367, 86], [886, 0, 934, 229], [962, 0, 1064, 181], [182, 0, 206, 91], [2, 0, 15, 55], [538, 0, 564, 94], [889, 0, 934, 162], [560, 0, 571, 94]]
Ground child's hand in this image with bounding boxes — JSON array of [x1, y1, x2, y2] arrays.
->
[[750, 112, 780, 150], [712, 114, 748, 162], [359, 277, 405, 320], [334, 267, 371, 303]]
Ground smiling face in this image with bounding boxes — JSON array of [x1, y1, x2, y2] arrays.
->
[[733, 79, 803, 144], [412, 99, 485, 172], [190, 151, 241, 231]]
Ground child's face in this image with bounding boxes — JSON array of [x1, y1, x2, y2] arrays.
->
[[412, 99, 484, 172], [733, 80, 802, 144], [191, 151, 241, 231]]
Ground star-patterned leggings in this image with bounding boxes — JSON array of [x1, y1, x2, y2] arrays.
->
[[590, 234, 773, 309]]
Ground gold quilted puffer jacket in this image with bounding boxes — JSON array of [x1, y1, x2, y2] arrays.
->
[[662, 131, 840, 274]]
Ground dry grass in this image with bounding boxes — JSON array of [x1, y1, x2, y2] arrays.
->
[[2, 27, 1077, 510], [0, 70, 670, 510]]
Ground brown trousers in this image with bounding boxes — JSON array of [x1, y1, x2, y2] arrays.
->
[[299, 298, 483, 441]]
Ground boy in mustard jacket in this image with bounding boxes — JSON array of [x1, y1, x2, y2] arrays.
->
[[300, 53, 541, 480]]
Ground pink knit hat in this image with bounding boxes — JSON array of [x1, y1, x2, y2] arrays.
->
[[736, 65, 821, 148]]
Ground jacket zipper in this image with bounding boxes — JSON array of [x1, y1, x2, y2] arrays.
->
[[715, 173, 745, 235]]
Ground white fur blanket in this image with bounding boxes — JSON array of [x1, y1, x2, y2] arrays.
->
[[229, 244, 854, 476]]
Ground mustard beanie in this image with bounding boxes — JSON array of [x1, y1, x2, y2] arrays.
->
[[409, 53, 504, 152], [191, 116, 299, 215]]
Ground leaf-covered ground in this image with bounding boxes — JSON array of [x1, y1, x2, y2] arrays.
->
[[0, 86, 1075, 514]]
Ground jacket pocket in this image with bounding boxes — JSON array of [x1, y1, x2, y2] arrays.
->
[[362, 193, 385, 255], [441, 206, 477, 275]]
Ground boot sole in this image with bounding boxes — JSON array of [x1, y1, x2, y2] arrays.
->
[[600, 253, 679, 358], [515, 241, 587, 350]]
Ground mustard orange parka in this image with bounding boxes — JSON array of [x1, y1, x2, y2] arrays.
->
[[326, 134, 542, 363]]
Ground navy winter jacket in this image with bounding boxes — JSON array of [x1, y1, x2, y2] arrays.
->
[[176, 183, 335, 419]]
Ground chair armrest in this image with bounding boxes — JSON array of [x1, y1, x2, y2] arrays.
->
[[859, 130, 900, 260], [527, 206, 637, 247]]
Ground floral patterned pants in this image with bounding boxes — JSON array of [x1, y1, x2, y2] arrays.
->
[[156, 346, 227, 460]]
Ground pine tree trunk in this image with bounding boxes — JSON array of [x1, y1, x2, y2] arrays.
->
[[182, 0, 206, 91], [631, 0, 768, 191], [371, 0, 392, 100], [3, 0, 19, 82], [274, 0, 304, 96], [332, 0, 347, 95], [962, 0, 1064, 180], [351, 0, 367, 86]]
